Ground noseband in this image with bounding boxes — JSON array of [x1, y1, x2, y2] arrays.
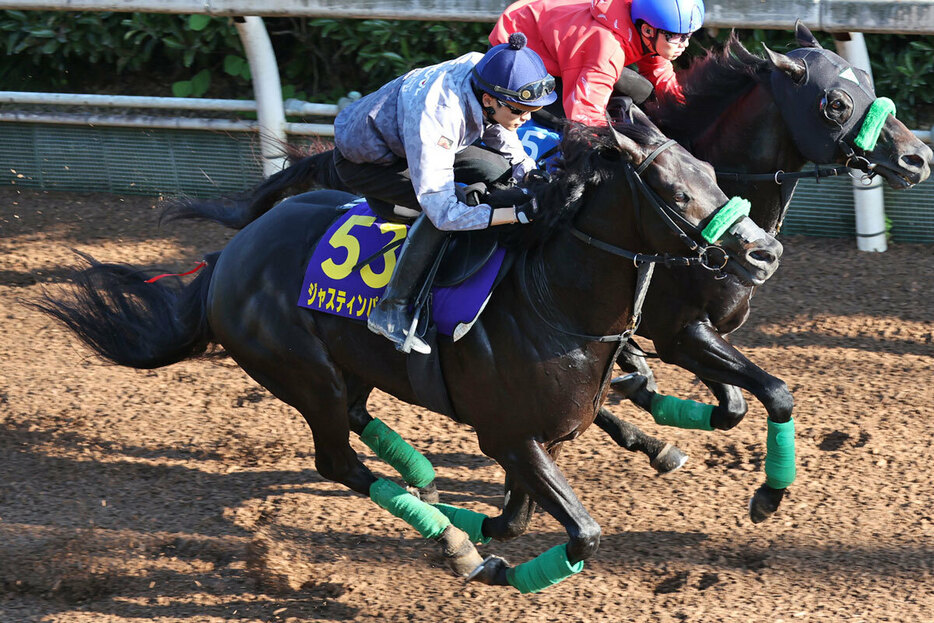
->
[[570, 136, 741, 275]]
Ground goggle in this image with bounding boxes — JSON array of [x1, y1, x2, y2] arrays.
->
[[473, 69, 556, 104], [659, 29, 693, 44], [497, 99, 533, 116]]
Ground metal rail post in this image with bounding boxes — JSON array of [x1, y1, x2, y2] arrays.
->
[[833, 32, 888, 252], [234, 16, 287, 176]]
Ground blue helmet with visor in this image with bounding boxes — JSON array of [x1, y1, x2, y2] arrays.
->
[[631, 0, 705, 34], [472, 32, 557, 107]]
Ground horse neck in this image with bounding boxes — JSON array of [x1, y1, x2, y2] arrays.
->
[[538, 180, 641, 337], [690, 83, 808, 231]]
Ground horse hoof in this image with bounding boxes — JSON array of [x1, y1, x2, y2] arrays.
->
[[610, 373, 648, 398], [408, 482, 439, 505], [748, 483, 785, 524], [437, 525, 484, 577], [651, 443, 688, 475], [465, 555, 510, 586]]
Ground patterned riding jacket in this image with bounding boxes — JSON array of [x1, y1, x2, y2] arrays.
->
[[334, 53, 536, 231], [491, 0, 685, 125]]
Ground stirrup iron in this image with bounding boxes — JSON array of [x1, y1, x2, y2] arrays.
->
[[400, 307, 430, 355]]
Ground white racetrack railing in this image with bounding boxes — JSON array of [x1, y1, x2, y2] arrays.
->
[[2, 0, 933, 249]]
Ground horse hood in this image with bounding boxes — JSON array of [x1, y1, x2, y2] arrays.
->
[[769, 47, 878, 163]]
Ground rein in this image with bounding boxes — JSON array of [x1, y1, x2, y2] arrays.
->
[[520, 136, 732, 345], [715, 164, 847, 185], [569, 139, 732, 275]]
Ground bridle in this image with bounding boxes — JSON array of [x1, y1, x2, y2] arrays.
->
[[569, 135, 738, 275], [521, 132, 749, 345], [764, 47, 898, 187], [711, 55, 895, 235], [518, 129, 762, 411]]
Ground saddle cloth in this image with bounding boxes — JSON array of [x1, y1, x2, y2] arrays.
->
[[298, 199, 505, 341]]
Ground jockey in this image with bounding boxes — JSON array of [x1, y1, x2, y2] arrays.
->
[[490, 0, 705, 125], [317, 33, 557, 354]]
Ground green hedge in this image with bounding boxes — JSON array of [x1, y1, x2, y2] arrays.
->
[[1, 12, 931, 126]]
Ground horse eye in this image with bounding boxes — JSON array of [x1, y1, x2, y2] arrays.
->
[[822, 89, 854, 124], [673, 191, 688, 203]]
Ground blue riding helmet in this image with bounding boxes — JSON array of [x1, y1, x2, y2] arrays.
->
[[631, 0, 705, 34], [472, 32, 558, 107]]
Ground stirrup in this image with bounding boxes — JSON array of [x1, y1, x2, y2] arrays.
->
[[400, 313, 431, 355], [368, 309, 431, 355]]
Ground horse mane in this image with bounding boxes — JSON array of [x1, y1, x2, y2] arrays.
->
[[647, 32, 772, 143], [492, 120, 663, 250]]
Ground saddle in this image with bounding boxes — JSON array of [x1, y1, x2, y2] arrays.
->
[[301, 202, 506, 330], [299, 189, 527, 418]]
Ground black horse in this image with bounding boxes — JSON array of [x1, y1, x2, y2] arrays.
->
[[594, 22, 932, 523], [162, 24, 934, 508], [33, 121, 782, 593]]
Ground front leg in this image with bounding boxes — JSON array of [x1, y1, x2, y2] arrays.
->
[[482, 473, 537, 541], [596, 348, 688, 474], [470, 438, 600, 593], [649, 320, 795, 523], [653, 320, 792, 426]]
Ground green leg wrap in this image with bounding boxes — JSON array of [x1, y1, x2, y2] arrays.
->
[[506, 544, 584, 594], [432, 503, 491, 545], [764, 418, 796, 489], [369, 478, 450, 539], [650, 394, 714, 430], [361, 418, 436, 488]]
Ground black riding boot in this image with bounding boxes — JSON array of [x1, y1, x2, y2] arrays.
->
[[367, 213, 447, 354]]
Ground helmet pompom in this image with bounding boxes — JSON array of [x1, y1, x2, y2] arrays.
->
[[508, 32, 527, 50]]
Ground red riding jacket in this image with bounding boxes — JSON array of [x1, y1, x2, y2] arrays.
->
[[490, 0, 685, 125]]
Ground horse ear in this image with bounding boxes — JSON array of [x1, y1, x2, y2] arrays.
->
[[727, 30, 756, 63], [607, 124, 642, 163], [762, 43, 807, 83], [794, 19, 822, 48]]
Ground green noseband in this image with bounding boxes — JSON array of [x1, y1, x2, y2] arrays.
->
[[701, 197, 751, 243], [854, 97, 896, 152]]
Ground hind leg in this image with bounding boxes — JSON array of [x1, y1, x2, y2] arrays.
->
[[594, 408, 688, 474], [223, 334, 483, 577], [347, 393, 439, 504]]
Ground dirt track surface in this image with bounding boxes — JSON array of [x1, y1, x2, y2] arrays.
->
[[1, 187, 933, 622]]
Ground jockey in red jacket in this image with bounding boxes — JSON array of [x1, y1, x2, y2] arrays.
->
[[490, 0, 705, 125]]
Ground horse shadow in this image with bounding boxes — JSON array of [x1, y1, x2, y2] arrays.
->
[[0, 420, 506, 618]]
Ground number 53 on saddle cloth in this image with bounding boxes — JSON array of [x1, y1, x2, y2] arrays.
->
[[298, 200, 507, 342]]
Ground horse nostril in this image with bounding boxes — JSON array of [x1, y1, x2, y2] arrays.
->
[[902, 153, 926, 171], [750, 249, 778, 265]]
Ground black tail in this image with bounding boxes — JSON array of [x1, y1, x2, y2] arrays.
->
[[162, 151, 343, 229], [29, 251, 220, 369]]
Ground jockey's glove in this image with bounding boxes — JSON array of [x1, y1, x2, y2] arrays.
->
[[485, 186, 539, 226], [456, 182, 488, 207], [514, 196, 540, 224]]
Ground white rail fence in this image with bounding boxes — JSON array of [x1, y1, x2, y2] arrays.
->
[[2, 0, 934, 249], [5, 0, 934, 32]]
